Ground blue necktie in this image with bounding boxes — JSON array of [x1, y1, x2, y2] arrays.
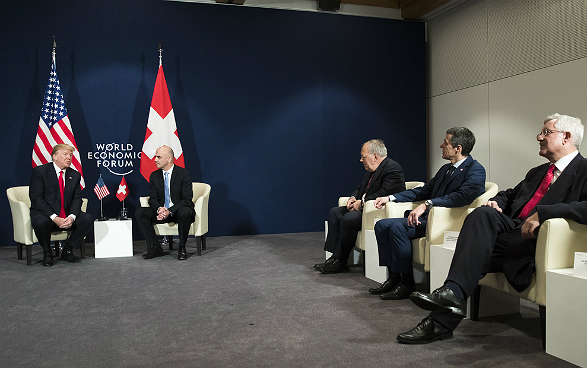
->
[[164, 172, 170, 208]]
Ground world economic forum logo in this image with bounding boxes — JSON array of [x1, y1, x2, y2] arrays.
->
[[87, 143, 141, 176]]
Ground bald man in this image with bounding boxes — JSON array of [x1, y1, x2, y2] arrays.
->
[[135, 146, 195, 260]]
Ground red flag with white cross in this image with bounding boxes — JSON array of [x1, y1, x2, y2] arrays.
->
[[116, 176, 129, 202]]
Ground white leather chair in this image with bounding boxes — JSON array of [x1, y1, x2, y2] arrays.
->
[[339, 181, 425, 252], [412, 182, 499, 273], [7, 186, 88, 266], [363, 182, 497, 282], [472, 217, 587, 349], [139, 182, 211, 255]]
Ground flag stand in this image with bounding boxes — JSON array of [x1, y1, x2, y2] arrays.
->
[[98, 199, 108, 221], [118, 198, 128, 220]]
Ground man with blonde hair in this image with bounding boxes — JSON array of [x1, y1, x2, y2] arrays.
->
[[30, 144, 93, 266]]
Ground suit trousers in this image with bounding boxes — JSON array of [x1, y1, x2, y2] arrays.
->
[[31, 212, 93, 252], [135, 207, 193, 249], [374, 216, 426, 274], [324, 206, 362, 261], [432, 206, 531, 331]]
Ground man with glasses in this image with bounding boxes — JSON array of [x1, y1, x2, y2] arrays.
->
[[399, 113, 587, 344], [370, 127, 486, 300]]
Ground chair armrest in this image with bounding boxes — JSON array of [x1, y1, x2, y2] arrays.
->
[[81, 198, 88, 212], [385, 201, 423, 219], [338, 197, 349, 207], [140, 196, 150, 208], [362, 200, 385, 231], [8, 199, 35, 245], [535, 218, 587, 305], [425, 206, 471, 246], [193, 193, 210, 236]]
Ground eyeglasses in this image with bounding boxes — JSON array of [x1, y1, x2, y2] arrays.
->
[[537, 128, 566, 138]]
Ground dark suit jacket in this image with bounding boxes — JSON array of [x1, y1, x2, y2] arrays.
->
[[29, 163, 83, 219], [148, 165, 195, 221], [492, 153, 587, 290], [393, 155, 486, 209], [493, 153, 587, 224], [350, 156, 406, 202]]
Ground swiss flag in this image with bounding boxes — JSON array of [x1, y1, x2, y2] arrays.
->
[[116, 176, 129, 202], [140, 61, 185, 181]]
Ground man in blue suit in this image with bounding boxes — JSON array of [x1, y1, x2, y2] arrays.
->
[[369, 127, 486, 300]]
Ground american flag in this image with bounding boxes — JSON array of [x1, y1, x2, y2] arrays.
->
[[94, 175, 110, 200], [32, 47, 85, 188]]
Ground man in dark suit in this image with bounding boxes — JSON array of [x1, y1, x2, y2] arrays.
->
[[136, 145, 195, 260], [317, 139, 406, 274], [30, 144, 93, 266], [370, 127, 485, 300], [400, 113, 587, 344]]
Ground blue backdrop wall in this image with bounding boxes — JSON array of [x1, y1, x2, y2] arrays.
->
[[0, 0, 426, 245]]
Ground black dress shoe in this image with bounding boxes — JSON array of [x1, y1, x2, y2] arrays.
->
[[410, 285, 467, 318], [380, 283, 416, 300], [143, 245, 164, 259], [314, 255, 335, 270], [178, 247, 187, 260], [369, 277, 399, 294], [60, 250, 80, 263], [319, 259, 349, 274], [42, 252, 54, 267], [397, 316, 453, 344]]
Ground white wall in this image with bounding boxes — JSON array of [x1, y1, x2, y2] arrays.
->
[[427, 0, 587, 190]]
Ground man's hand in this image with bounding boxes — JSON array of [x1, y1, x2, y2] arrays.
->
[[482, 200, 502, 212], [346, 197, 357, 211], [521, 212, 541, 239], [350, 200, 362, 212], [407, 203, 427, 227], [374, 196, 390, 209], [53, 216, 73, 229], [157, 206, 170, 221]]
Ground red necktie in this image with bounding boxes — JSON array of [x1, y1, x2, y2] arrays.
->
[[518, 164, 555, 219], [59, 170, 66, 218]]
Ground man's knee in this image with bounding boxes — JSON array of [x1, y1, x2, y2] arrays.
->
[[135, 207, 151, 220], [466, 206, 501, 226], [175, 207, 193, 220]]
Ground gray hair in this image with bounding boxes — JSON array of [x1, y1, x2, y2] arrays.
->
[[365, 139, 387, 157], [545, 113, 584, 149], [446, 127, 476, 156]]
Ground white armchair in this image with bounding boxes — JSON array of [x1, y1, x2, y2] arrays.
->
[[7, 186, 88, 266], [472, 217, 587, 349], [412, 182, 499, 273], [139, 182, 210, 255], [334, 181, 425, 254]]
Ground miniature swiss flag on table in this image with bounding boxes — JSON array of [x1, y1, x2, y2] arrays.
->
[[140, 60, 185, 181], [116, 176, 129, 202]]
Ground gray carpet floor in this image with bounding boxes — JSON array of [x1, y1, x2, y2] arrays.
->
[[0, 232, 578, 368]]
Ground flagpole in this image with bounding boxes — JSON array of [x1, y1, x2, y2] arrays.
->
[[158, 42, 163, 67], [52, 37, 56, 66]]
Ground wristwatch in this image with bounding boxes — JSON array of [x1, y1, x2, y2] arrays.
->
[[425, 200, 433, 211]]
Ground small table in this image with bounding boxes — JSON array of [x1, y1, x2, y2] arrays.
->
[[546, 268, 587, 367], [94, 219, 133, 258]]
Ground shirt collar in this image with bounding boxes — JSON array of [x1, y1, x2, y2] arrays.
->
[[553, 150, 579, 173], [163, 165, 175, 176], [452, 156, 468, 169], [53, 162, 64, 176]]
